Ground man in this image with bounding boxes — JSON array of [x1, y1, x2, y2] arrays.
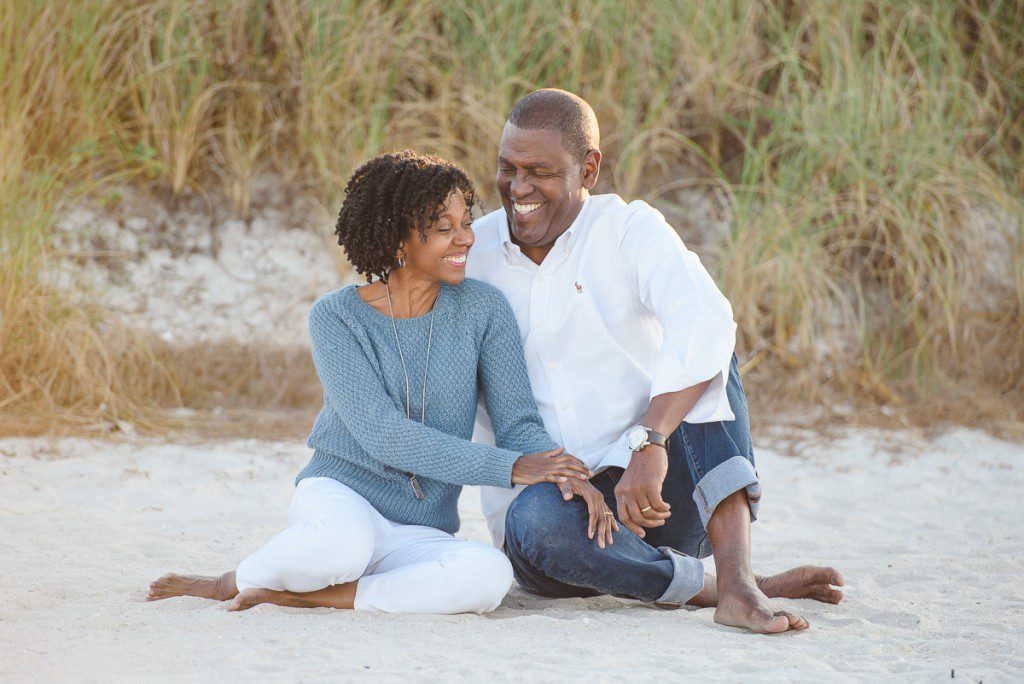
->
[[468, 89, 844, 633]]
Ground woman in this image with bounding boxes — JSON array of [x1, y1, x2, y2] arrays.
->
[[147, 151, 616, 614]]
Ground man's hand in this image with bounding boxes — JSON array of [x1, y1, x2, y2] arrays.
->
[[556, 478, 618, 548], [614, 446, 671, 538]]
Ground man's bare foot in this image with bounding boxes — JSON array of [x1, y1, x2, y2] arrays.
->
[[714, 577, 809, 634], [758, 565, 844, 604], [147, 571, 237, 602], [688, 565, 844, 609]]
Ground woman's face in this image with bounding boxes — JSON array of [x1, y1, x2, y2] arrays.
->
[[401, 189, 474, 286]]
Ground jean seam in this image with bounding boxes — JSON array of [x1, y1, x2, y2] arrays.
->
[[694, 485, 711, 514], [680, 428, 704, 480]]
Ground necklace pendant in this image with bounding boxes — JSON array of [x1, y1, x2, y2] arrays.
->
[[408, 474, 426, 500]]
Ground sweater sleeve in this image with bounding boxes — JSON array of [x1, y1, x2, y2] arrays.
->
[[477, 290, 559, 455], [308, 300, 521, 488]]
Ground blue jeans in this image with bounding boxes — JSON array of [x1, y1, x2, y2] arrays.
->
[[503, 354, 760, 605]]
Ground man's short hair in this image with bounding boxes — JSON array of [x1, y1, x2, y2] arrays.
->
[[507, 89, 600, 161]]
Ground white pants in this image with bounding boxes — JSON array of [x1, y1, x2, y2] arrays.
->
[[235, 477, 513, 614]]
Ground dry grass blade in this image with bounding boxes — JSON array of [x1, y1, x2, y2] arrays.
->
[[2, 0, 1022, 434]]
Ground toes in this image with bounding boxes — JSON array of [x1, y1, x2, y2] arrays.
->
[[779, 611, 809, 631], [825, 567, 845, 587], [760, 610, 808, 633], [816, 587, 844, 604], [763, 613, 792, 634]]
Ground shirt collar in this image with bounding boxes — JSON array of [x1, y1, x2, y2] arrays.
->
[[500, 195, 592, 261]]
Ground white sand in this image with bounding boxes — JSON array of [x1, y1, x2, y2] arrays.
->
[[1, 427, 1021, 682], [46, 184, 735, 349], [52, 189, 348, 346]]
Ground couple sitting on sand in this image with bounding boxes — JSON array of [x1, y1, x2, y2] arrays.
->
[[149, 89, 844, 634]]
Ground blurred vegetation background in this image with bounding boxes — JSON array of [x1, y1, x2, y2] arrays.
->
[[2, 0, 1022, 434]]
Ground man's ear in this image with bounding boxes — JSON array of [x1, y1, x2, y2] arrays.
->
[[581, 149, 601, 190]]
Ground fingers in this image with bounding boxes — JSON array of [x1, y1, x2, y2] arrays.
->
[[601, 508, 617, 548], [543, 450, 590, 477], [648, 489, 671, 513], [623, 496, 651, 532], [587, 496, 615, 549], [541, 468, 587, 484], [556, 480, 573, 501], [595, 512, 606, 548], [540, 447, 587, 472], [615, 496, 646, 538], [581, 491, 600, 542], [558, 456, 592, 479], [539, 456, 590, 481], [633, 496, 671, 527]]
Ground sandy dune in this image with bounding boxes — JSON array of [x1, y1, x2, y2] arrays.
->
[[1, 427, 1021, 681]]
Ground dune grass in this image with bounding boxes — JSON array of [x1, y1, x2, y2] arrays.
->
[[1, 0, 1022, 432]]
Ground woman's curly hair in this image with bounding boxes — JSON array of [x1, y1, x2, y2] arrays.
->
[[334, 150, 478, 283]]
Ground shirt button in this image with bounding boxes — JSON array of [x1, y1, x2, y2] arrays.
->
[[548, 363, 556, 370], [560, 404, 568, 410]]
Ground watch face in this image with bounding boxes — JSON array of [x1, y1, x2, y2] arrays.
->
[[626, 426, 648, 451]]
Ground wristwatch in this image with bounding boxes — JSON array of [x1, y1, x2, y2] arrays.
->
[[626, 425, 670, 453]]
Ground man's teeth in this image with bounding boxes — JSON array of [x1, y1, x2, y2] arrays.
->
[[444, 254, 466, 264], [513, 202, 543, 215]]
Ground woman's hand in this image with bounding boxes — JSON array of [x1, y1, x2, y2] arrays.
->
[[557, 478, 618, 549], [511, 448, 591, 486]]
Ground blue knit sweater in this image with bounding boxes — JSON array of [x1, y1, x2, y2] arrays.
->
[[296, 278, 557, 533]]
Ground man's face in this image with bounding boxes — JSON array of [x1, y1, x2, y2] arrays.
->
[[496, 123, 599, 256]]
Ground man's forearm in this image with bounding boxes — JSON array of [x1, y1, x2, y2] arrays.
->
[[614, 378, 715, 536], [641, 379, 714, 437]]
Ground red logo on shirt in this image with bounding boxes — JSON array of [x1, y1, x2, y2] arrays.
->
[[574, 282, 583, 294]]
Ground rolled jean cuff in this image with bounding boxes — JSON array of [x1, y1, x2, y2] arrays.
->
[[654, 547, 705, 606], [692, 455, 761, 529]]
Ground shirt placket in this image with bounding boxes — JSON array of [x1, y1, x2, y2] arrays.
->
[[532, 248, 584, 458]]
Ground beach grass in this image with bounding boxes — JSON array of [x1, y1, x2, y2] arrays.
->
[[1, 0, 1022, 431]]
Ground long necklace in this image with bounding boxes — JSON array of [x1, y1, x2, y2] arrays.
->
[[385, 280, 437, 500]]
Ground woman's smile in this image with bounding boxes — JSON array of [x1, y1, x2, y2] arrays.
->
[[443, 251, 468, 268]]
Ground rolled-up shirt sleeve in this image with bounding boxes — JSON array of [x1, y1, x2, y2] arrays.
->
[[620, 203, 737, 423]]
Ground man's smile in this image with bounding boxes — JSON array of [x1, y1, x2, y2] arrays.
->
[[513, 201, 545, 216]]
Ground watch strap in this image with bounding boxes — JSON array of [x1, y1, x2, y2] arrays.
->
[[645, 429, 670, 450]]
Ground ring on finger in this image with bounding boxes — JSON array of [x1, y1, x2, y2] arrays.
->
[[602, 511, 614, 516], [640, 506, 652, 513]]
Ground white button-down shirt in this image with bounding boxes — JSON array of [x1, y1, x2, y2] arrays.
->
[[468, 194, 737, 546]]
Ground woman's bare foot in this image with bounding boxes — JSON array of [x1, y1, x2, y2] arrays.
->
[[228, 588, 279, 611], [147, 571, 237, 602], [228, 581, 358, 611], [758, 565, 844, 604], [715, 576, 809, 634]]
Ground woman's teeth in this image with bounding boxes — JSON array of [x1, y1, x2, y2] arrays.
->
[[443, 254, 466, 265], [513, 202, 543, 215]]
